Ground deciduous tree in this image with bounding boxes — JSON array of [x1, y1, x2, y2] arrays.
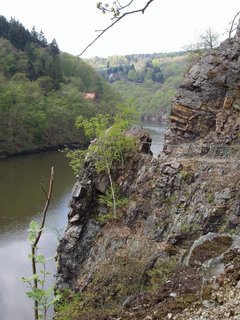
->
[[68, 102, 138, 218]]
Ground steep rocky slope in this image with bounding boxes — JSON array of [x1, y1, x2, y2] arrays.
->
[[165, 22, 240, 148], [56, 22, 240, 320]]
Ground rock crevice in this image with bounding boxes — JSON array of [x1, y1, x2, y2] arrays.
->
[[56, 23, 240, 319]]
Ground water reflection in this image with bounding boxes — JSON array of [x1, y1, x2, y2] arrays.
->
[[0, 151, 74, 320], [0, 124, 166, 320], [0, 151, 74, 235]]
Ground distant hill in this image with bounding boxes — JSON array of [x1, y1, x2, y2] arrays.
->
[[0, 15, 119, 157], [86, 52, 190, 122]]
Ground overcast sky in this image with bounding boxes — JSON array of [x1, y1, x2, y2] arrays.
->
[[1, 0, 239, 58]]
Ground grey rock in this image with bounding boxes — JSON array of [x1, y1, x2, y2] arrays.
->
[[214, 188, 231, 204], [72, 182, 84, 198], [69, 214, 80, 223], [184, 233, 233, 267], [55, 23, 240, 318], [94, 173, 109, 193], [164, 25, 240, 147], [202, 300, 215, 309]]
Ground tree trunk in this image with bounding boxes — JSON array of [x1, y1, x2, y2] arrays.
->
[[31, 166, 54, 320], [106, 163, 117, 218]]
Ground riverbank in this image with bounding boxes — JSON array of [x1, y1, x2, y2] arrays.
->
[[0, 124, 167, 320], [0, 122, 166, 160], [0, 142, 88, 160]]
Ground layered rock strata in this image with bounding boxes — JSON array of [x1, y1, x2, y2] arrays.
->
[[56, 22, 240, 320], [165, 22, 240, 150]]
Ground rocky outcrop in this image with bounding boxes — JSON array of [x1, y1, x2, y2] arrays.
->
[[165, 22, 240, 149], [56, 147, 240, 319], [56, 132, 152, 291], [56, 23, 240, 320]]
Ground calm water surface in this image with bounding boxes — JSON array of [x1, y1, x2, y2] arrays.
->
[[0, 124, 165, 320], [0, 151, 75, 320], [143, 122, 167, 155]]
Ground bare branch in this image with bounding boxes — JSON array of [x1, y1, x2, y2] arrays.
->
[[33, 166, 54, 247], [97, 0, 134, 15], [228, 11, 240, 38], [116, 0, 134, 10], [31, 166, 54, 320], [114, 0, 134, 10], [40, 183, 48, 199], [78, 0, 155, 56], [198, 27, 219, 50]]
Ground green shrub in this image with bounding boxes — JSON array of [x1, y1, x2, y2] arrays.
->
[[55, 253, 146, 319], [147, 256, 177, 292]]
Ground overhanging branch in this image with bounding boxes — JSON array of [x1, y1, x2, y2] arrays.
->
[[97, 0, 134, 15], [78, 0, 155, 56]]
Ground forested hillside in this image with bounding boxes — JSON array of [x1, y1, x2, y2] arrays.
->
[[0, 16, 119, 157], [86, 52, 189, 121]]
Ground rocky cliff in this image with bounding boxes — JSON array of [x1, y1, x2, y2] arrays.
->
[[165, 22, 240, 148], [56, 22, 240, 320]]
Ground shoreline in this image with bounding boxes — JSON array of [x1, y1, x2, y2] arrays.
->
[[0, 142, 88, 160]]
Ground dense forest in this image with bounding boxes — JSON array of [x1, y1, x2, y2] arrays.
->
[[0, 15, 191, 157], [0, 16, 119, 157], [86, 52, 189, 121]]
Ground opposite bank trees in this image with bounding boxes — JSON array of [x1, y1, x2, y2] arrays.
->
[[68, 102, 138, 218]]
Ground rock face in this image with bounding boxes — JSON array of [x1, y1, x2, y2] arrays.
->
[[165, 22, 240, 148], [56, 23, 240, 320], [56, 132, 152, 291]]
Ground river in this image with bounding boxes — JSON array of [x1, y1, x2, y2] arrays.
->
[[0, 123, 166, 320], [143, 123, 167, 156], [0, 151, 75, 320]]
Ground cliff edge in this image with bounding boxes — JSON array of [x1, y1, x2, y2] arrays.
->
[[165, 22, 240, 147], [56, 22, 240, 320]]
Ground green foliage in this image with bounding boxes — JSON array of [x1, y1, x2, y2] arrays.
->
[[206, 193, 214, 204], [65, 149, 87, 176], [86, 52, 190, 119], [97, 185, 128, 222], [70, 102, 138, 218], [153, 293, 197, 319], [98, 186, 128, 208], [147, 256, 177, 292], [179, 169, 195, 183], [75, 102, 138, 174], [21, 278, 61, 320], [96, 212, 116, 223], [54, 290, 83, 320], [178, 222, 199, 234], [28, 220, 41, 244], [22, 220, 61, 320], [0, 16, 61, 82], [165, 194, 177, 205], [0, 15, 120, 157], [55, 253, 145, 320]]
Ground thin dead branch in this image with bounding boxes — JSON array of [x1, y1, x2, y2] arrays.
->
[[228, 11, 240, 38], [33, 166, 54, 247], [97, 0, 134, 15], [78, 0, 155, 56], [32, 166, 54, 320], [40, 183, 48, 200]]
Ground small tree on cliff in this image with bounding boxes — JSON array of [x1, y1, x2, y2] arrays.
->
[[198, 27, 220, 50], [68, 102, 138, 218], [21, 167, 61, 320]]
